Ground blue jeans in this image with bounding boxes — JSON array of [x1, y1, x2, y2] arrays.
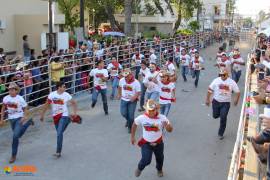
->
[[26, 86, 33, 102], [140, 83, 147, 109], [212, 99, 231, 136], [232, 70, 241, 83], [146, 91, 159, 102], [55, 116, 70, 153], [135, 66, 141, 79], [175, 57, 180, 68], [160, 103, 171, 117], [24, 56, 30, 64], [192, 70, 200, 87], [9, 117, 33, 156], [120, 100, 137, 129], [92, 88, 108, 113], [138, 142, 164, 171], [181, 66, 189, 81], [111, 77, 119, 98]]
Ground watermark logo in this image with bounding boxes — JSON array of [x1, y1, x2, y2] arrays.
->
[[2, 165, 37, 176]]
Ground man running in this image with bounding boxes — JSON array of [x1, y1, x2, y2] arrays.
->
[[131, 99, 173, 177], [0, 82, 34, 163], [132, 50, 144, 79], [205, 69, 240, 139], [107, 57, 123, 99], [230, 49, 245, 83], [144, 63, 160, 102], [179, 49, 191, 82], [40, 81, 78, 158], [118, 68, 141, 133], [90, 60, 109, 115], [191, 51, 204, 88], [138, 61, 150, 112]]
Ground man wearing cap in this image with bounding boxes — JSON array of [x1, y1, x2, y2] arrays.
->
[[179, 49, 191, 82], [107, 57, 123, 100], [40, 81, 78, 158], [89, 60, 109, 115], [230, 49, 245, 83], [143, 63, 160, 102], [191, 51, 204, 88], [0, 82, 34, 163], [131, 99, 173, 177], [118, 69, 141, 133], [138, 61, 150, 112], [205, 69, 240, 139]]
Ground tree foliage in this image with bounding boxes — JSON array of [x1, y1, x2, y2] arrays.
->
[[188, 21, 200, 32]]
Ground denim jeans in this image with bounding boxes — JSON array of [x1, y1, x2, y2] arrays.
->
[[232, 70, 241, 83], [55, 116, 70, 153], [160, 103, 171, 117], [138, 142, 164, 171], [140, 83, 147, 109], [9, 117, 33, 156], [135, 66, 141, 79], [24, 56, 30, 65], [26, 86, 33, 102], [181, 66, 189, 81], [111, 77, 119, 98], [120, 100, 137, 129], [192, 70, 200, 87], [175, 57, 180, 68], [146, 91, 159, 102], [212, 99, 231, 136], [92, 88, 108, 113]]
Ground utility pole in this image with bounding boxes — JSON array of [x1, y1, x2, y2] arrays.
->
[[80, 0, 85, 34], [48, 0, 53, 53]]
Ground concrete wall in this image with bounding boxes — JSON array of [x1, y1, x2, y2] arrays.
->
[[0, 0, 63, 53]]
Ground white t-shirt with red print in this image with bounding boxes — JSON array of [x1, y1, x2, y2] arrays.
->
[[107, 63, 123, 77], [143, 71, 160, 93], [158, 80, 175, 104], [231, 57, 244, 72], [89, 68, 109, 89], [119, 78, 141, 101], [135, 113, 170, 142], [47, 91, 72, 117], [180, 54, 191, 66], [209, 77, 240, 102], [165, 61, 176, 74], [132, 54, 144, 66], [139, 67, 150, 82], [3, 95, 27, 119], [191, 56, 204, 70]]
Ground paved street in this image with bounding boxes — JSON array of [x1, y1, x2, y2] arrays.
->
[[0, 41, 252, 180]]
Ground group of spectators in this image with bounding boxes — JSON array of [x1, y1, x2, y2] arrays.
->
[[0, 32, 216, 111]]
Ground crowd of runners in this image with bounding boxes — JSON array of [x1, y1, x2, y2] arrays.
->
[[0, 40, 245, 177]]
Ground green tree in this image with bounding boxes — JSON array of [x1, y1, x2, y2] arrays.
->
[[243, 17, 253, 28], [188, 21, 200, 32], [57, 0, 80, 31]]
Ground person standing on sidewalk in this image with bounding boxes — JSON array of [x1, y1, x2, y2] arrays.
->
[[191, 51, 204, 88], [40, 81, 78, 158], [138, 61, 150, 112], [0, 82, 34, 163], [118, 68, 141, 133], [131, 99, 173, 177], [89, 60, 109, 115], [205, 69, 240, 140], [107, 57, 123, 100], [230, 49, 245, 83], [179, 49, 191, 82]]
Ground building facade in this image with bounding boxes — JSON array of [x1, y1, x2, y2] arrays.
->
[[0, 0, 65, 54]]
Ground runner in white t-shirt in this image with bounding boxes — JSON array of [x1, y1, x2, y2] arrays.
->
[[138, 61, 150, 112], [131, 99, 173, 177], [143, 63, 160, 102], [132, 51, 144, 79], [89, 60, 109, 115], [205, 69, 240, 140], [215, 53, 231, 75], [107, 57, 123, 99], [149, 49, 157, 64], [0, 82, 34, 163], [191, 51, 204, 88], [118, 68, 141, 133], [230, 49, 245, 83], [157, 71, 176, 117], [179, 49, 191, 82], [41, 81, 78, 158]]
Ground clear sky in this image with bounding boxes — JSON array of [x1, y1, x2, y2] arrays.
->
[[236, 0, 270, 17]]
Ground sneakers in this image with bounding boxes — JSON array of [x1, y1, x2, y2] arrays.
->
[[138, 108, 145, 112], [135, 169, 141, 177], [157, 170, 164, 177], [9, 156, 16, 164], [53, 153, 61, 158], [218, 135, 224, 140]]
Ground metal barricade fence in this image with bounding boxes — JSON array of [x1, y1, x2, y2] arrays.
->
[[0, 32, 216, 121]]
